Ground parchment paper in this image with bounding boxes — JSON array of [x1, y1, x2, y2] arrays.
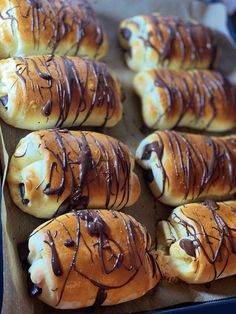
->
[[1, 0, 236, 313]]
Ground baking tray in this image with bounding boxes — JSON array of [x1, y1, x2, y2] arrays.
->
[[1, 0, 236, 313]]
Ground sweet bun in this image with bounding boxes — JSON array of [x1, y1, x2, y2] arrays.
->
[[136, 130, 236, 206], [8, 130, 141, 218], [27, 209, 160, 308], [134, 69, 236, 131], [156, 200, 236, 284], [0, 0, 108, 59], [0, 56, 122, 129], [119, 13, 217, 71]]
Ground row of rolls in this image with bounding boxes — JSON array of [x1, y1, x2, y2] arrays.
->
[[2, 0, 236, 310]]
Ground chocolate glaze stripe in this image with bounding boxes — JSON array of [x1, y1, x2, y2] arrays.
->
[[28, 210, 157, 306], [141, 131, 236, 201], [12, 56, 116, 128], [172, 201, 236, 281], [152, 70, 235, 129], [44, 230, 63, 277]]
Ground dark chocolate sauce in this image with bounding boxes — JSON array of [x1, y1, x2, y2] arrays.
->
[[121, 28, 132, 40], [0, 95, 8, 110], [179, 239, 197, 258], [19, 183, 30, 205], [44, 230, 63, 277], [93, 288, 107, 306], [64, 239, 75, 248]]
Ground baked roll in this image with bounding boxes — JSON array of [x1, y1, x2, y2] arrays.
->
[[0, 56, 122, 129], [156, 200, 236, 284], [134, 69, 236, 131], [26, 209, 160, 309], [0, 0, 108, 59], [7, 130, 141, 218], [136, 130, 236, 206], [119, 13, 217, 72]]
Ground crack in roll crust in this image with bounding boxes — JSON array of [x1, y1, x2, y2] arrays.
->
[[27, 209, 160, 309], [119, 13, 217, 71], [156, 201, 236, 284], [8, 130, 141, 218], [0, 56, 123, 129], [0, 0, 108, 59], [134, 69, 236, 131], [136, 131, 236, 206]]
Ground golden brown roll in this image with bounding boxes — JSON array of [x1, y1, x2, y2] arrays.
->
[[156, 200, 236, 284], [134, 69, 236, 131], [0, 56, 122, 129], [136, 130, 236, 206], [119, 13, 217, 72], [0, 0, 108, 59], [7, 130, 141, 218], [26, 209, 160, 309]]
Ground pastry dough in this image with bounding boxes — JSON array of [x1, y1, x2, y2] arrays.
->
[[134, 69, 236, 131], [119, 13, 217, 71], [0, 0, 108, 59], [136, 130, 236, 206], [27, 209, 160, 308], [156, 200, 236, 284], [0, 56, 123, 129], [8, 130, 141, 218]]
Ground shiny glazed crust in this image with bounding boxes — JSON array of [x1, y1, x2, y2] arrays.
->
[[134, 69, 236, 131], [28, 209, 160, 309], [8, 130, 141, 218], [156, 201, 236, 284], [0, 0, 108, 59], [119, 13, 217, 71], [136, 131, 236, 206], [0, 56, 123, 129]]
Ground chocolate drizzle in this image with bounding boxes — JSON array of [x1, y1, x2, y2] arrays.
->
[[21, 130, 132, 214], [19, 183, 30, 205], [11, 0, 105, 56], [141, 131, 236, 201], [44, 230, 63, 276], [13, 56, 117, 128], [179, 239, 198, 258], [0, 95, 8, 110], [152, 70, 236, 129], [29, 210, 158, 306], [127, 14, 217, 68], [173, 202, 236, 280]]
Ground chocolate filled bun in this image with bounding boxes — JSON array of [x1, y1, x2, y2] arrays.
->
[[134, 69, 236, 131], [0, 56, 122, 130], [136, 130, 236, 206], [8, 130, 141, 218], [0, 0, 108, 59], [156, 201, 236, 284], [119, 13, 217, 71], [27, 209, 160, 308]]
